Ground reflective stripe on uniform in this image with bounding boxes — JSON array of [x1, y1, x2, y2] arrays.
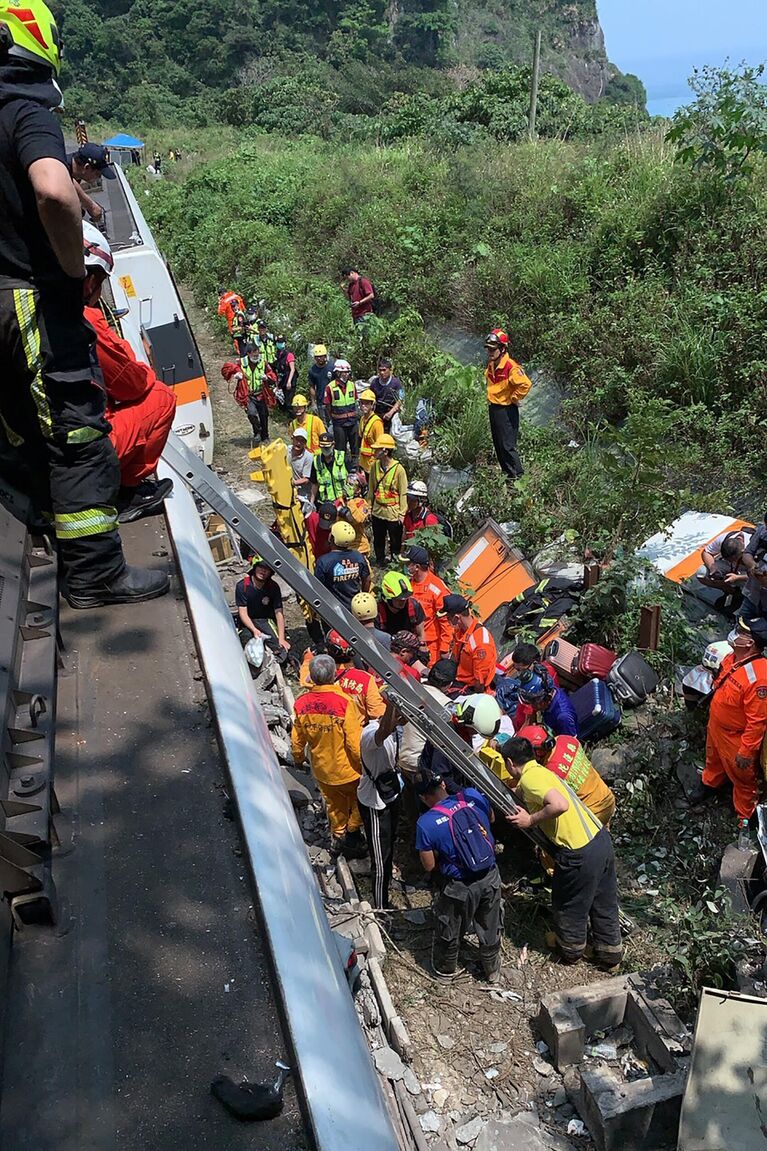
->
[[55, 506, 118, 539], [67, 427, 104, 444], [746, 663, 757, 683], [468, 627, 490, 651], [13, 288, 52, 438]]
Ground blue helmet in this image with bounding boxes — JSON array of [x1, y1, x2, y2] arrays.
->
[[517, 669, 547, 704]]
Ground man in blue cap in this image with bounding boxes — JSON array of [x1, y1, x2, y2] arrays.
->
[[68, 142, 115, 224]]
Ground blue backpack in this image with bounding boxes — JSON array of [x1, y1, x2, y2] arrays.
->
[[432, 793, 495, 874]]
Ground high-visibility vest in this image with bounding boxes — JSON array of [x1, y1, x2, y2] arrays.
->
[[370, 461, 405, 508], [328, 379, 357, 420], [290, 413, 325, 453], [315, 450, 348, 502], [359, 412, 384, 471], [240, 356, 264, 395]]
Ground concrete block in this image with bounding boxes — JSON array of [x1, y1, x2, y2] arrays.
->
[[368, 957, 413, 1062], [390, 1016, 414, 1063], [624, 994, 676, 1074], [578, 1062, 688, 1151], [359, 901, 386, 964], [718, 843, 760, 916], [539, 976, 631, 1070]]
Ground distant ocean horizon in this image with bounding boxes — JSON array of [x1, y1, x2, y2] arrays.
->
[[646, 93, 690, 118]]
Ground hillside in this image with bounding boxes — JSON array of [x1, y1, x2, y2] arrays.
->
[[58, 0, 645, 125]]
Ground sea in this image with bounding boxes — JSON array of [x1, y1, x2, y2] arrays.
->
[[646, 94, 690, 118]]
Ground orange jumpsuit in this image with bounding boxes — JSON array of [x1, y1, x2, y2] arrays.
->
[[86, 308, 177, 487], [451, 619, 497, 691], [703, 653, 767, 819], [217, 290, 246, 331], [411, 572, 454, 665]]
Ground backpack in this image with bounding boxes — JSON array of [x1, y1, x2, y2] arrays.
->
[[367, 279, 380, 314], [434, 512, 453, 540], [432, 792, 496, 874]]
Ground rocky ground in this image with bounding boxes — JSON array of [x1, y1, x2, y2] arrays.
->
[[182, 287, 766, 1151]]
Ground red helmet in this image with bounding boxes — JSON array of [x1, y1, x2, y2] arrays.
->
[[326, 630, 351, 660], [518, 724, 555, 756], [484, 329, 509, 350]]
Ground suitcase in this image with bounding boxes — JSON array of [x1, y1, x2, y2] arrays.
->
[[570, 678, 622, 742], [578, 642, 618, 680], [544, 638, 587, 691], [607, 651, 659, 706]]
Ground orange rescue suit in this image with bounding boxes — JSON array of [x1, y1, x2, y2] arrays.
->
[[451, 618, 497, 690], [485, 352, 532, 406], [218, 290, 245, 331], [85, 307, 177, 487], [703, 653, 767, 819], [411, 572, 454, 665]]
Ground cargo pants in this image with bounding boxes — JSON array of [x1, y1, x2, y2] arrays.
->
[[551, 827, 623, 968], [432, 865, 504, 976]]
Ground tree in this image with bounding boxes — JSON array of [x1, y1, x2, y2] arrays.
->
[[667, 63, 767, 180]]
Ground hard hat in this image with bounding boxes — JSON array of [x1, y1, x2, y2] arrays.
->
[[517, 724, 556, 756], [517, 669, 547, 703], [381, 571, 412, 601], [0, 0, 62, 74], [334, 359, 351, 373], [326, 630, 351, 659], [82, 221, 114, 276], [313, 344, 328, 358], [391, 630, 422, 655], [702, 639, 732, 671], [291, 426, 308, 441], [248, 554, 273, 573], [455, 693, 502, 737], [484, 329, 509, 350], [330, 521, 356, 548], [373, 434, 396, 452], [406, 480, 428, 499], [351, 591, 378, 622], [292, 395, 308, 408], [359, 389, 377, 402]]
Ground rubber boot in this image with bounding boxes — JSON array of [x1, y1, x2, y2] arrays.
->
[[65, 564, 170, 609]]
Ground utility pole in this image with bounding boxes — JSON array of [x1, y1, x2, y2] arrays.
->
[[528, 29, 542, 140]]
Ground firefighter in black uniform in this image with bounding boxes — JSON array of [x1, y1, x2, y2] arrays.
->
[[0, 0, 168, 607]]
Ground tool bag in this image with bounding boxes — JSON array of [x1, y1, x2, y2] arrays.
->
[[578, 642, 618, 680], [571, 678, 622, 742], [503, 577, 583, 644], [545, 638, 586, 691], [606, 651, 659, 706]]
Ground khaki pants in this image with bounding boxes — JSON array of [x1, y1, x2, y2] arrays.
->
[[318, 778, 362, 840]]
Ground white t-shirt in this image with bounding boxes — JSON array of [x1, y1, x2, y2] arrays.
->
[[290, 449, 314, 484], [398, 685, 450, 773], [704, 530, 752, 557], [358, 722, 401, 811]]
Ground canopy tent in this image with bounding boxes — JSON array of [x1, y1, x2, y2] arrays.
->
[[104, 133, 145, 150]]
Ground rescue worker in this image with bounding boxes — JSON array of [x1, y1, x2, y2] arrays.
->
[[314, 520, 371, 607], [341, 267, 375, 325], [391, 630, 429, 679], [484, 329, 531, 480], [235, 555, 290, 658], [240, 341, 269, 443], [516, 726, 616, 826], [415, 773, 504, 981], [407, 545, 453, 665], [338, 472, 371, 557], [351, 591, 392, 651], [399, 660, 454, 780], [442, 595, 498, 692], [693, 618, 767, 827], [0, 2, 166, 608], [326, 630, 385, 722], [230, 306, 247, 357], [517, 668, 579, 737], [403, 480, 440, 542], [308, 344, 335, 413], [67, 142, 114, 224], [497, 644, 559, 719], [368, 358, 401, 432], [218, 287, 246, 332], [359, 698, 403, 909], [305, 500, 337, 561], [358, 388, 383, 475], [499, 736, 623, 971], [311, 432, 348, 505], [256, 319, 276, 369], [292, 655, 365, 857], [289, 395, 325, 453], [274, 334, 296, 409], [82, 223, 176, 524], [368, 435, 407, 566], [324, 358, 359, 469], [378, 572, 427, 644]]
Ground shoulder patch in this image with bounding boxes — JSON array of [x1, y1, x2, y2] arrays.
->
[[757, 687, 767, 699]]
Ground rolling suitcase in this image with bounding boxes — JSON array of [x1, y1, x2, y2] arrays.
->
[[578, 642, 617, 680], [570, 678, 622, 742], [544, 638, 587, 691], [607, 651, 659, 706]]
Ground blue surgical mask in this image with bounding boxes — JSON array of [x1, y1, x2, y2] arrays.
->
[[277, 341, 286, 350]]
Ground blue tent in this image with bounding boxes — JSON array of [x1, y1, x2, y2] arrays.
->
[[104, 133, 145, 149]]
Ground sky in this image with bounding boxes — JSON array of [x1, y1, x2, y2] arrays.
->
[[599, 0, 767, 114]]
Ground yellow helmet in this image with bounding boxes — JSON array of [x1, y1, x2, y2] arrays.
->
[[359, 389, 377, 402], [292, 395, 308, 409], [351, 591, 378, 622], [330, 521, 356, 548], [313, 344, 328, 358], [0, 1, 62, 74]]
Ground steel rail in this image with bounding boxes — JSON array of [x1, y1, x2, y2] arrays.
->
[[161, 434, 545, 842], [157, 454, 399, 1151]]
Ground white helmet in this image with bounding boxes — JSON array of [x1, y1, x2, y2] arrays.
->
[[82, 221, 114, 276], [334, 359, 351, 374], [407, 480, 428, 499], [455, 693, 502, 737], [702, 639, 732, 671]]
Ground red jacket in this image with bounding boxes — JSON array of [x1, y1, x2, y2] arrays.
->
[[85, 307, 157, 409]]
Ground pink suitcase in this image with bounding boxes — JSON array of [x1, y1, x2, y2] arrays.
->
[[544, 638, 587, 691], [578, 642, 618, 680]]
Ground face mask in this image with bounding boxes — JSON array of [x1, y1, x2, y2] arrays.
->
[[276, 342, 286, 350]]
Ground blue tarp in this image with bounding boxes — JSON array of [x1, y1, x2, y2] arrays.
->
[[104, 133, 144, 149]]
